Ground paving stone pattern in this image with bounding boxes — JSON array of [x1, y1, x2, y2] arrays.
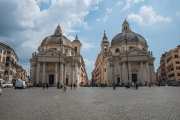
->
[[0, 86, 180, 120]]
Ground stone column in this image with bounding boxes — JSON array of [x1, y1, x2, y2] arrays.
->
[[63, 64, 65, 85], [42, 62, 46, 83], [128, 62, 131, 83], [36, 62, 40, 83], [75, 62, 77, 85], [55, 62, 58, 84], [146, 61, 150, 83], [61, 63, 63, 84], [122, 62, 126, 83], [141, 61, 144, 85], [30, 64, 35, 83], [119, 63, 122, 83], [149, 63, 155, 84], [109, 61, 114, 85]]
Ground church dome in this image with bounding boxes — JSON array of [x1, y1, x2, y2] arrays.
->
[[41, 25, 73, 48], [111, 20, 147, 46]]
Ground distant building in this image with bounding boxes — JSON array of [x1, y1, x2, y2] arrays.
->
[[92, 20, 156, 86], [158, 45, 180, 81], [0, 42, 19, 82], [15, 65, 28, 82], [30, 25, 88, 86], [0, 43, 8, 82]]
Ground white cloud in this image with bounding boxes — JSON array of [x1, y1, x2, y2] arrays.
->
[[96, 19, 100, 22], [81, 40, 95, 51], [176, 12, 180, 19], [106, 8, 112, 13], [96, 16, 108, 22], [92, 6, 99, 11], [133, 0, 144, 3], [0, 0, 103, 71], [122, 0, 144, 11], [84, 59, 95, 67], [128, 6, 172, 26], [122, 0, 131, 11], [116, 1, 123, 6]]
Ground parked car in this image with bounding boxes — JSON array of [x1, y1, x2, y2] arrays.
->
[[6, 82, 13, 88], [15, 80, 27, 89], [30, 83, 33, 87], [1, 82, 7, 88]]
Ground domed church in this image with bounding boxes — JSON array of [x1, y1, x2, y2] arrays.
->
[[92, 20, 155, 86], [30, 25, 88, 86]]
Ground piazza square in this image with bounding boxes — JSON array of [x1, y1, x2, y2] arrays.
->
[[0, 86, 180, 120]]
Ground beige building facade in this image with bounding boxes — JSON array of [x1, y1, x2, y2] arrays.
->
[[30, 25, 88, 86], [0, 42, 19, 82], [158, 45, 180, 81], [92, 20, 156, 86], [0, 43, 7, 82]]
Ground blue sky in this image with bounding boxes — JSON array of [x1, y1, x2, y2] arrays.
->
[[0, 0, 180, 79]]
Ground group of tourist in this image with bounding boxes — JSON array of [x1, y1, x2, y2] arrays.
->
[[132, 82, 139, 89], [43, 82, 49, 89]]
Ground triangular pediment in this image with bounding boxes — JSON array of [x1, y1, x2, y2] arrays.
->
[[122, 47, 148, 56], [37, 49, 62, 57]]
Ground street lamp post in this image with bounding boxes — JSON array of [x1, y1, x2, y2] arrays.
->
[[124, 34, 130, 88]]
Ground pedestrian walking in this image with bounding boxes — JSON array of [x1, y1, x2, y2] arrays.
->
[[73, 84, 76, 89], [71, 84, 72, 89], [63, 85, 66, 92], [113, 83, 116, 90], [136, 82, 139, 89], [149, 82, 151, 87]]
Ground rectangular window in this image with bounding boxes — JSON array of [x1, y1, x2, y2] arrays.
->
[[178, 73, 180, 76], [7, 51, 11, 54], [4, 71, 8, 75], [175, 61, 180, 64], [71, 51, 74, 56], [171, 67, 174, 71], [115, 48, 120, 53], [0, 49, 2, 53], [175, 55, 179, 58], [176, 67, 180, 70], [5, 63, 9, 67], [6, 57, 10, 61]]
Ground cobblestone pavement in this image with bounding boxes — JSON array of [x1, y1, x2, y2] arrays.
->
[[0, 86, 180, 120]]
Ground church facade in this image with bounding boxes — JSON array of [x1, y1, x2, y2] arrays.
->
[[92, 20, 155, 86], [30, 25, 88, 86]]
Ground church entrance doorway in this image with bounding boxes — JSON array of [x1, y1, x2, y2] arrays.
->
[[132, 74, 137, 83], [66, 78, 68, 85], [49, 75, 54, 85], [117, 77, 120, 86]]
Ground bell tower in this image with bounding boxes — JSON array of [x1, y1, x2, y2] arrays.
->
[[72, 35, 82, 55], [101, 30, 109, 54], [122, 19, 130, 32]]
